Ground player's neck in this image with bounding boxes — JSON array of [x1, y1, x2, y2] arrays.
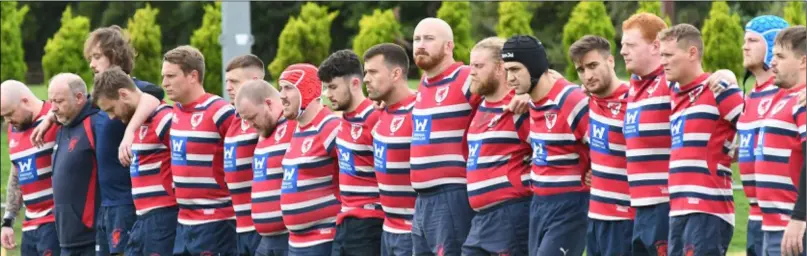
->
[[345, 92, 367, 114], [485, 80, 511, 103], [677, 66, 704, 87], [595, 76, 623, 98], [796, 74, 807, 88], [383, 82, 413, 107], [530, 73, 556, 102], [297, 103, 322, 127], [425, 58, 456, 78], [636, 59, 662, 77], [750, 66, 773, 85], [30, 99, 44, 117], [179, 86, 207, 106]]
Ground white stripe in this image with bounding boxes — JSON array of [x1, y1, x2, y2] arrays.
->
[[233, 203, 252, 212], [170, 129, 220, 139], [763, 119, 799, 132], [224, 133, 259, 143], [132, 143, 167, 151], [281, 194, 337, 211], [235, 157, 253, 167], [626, 148, 670, 157], [9, 142, 55, 160], [381, 205, 415, 215], [136, 205, 168, 216], [531, 174, 579, 183], [529, 132, 576, 141], [137, 162, 162, 172], [410, 154, 465, 164], [638, 122, 670, 131], [682, 133, 711, 141], [385, 161, 411, 169], [411, 177, 466, 188], [253, 210, 282, 219], [36, 166, 52, 176], [255, 143, 290, 155], [546, 153, 579, 161], [25, 208, 52, 219], [758, 200, 796, 210], [297, 176, 333, 187], [372, 133, 412, 144], [340, 184, 379, 193], [282, 156, 331, 166], [265, 167, 283, 176], [173, 176, 218, 184], [22, 188, 53, 201], [755, 174, 795, 185], [289, 237, 334, 248], [285, 216, 337, 231], [725, 105, 743, 122], [476, 155, 510, 165], [237, 226, 256, 233], [199, 96, 219, 108], [631, 197, 670, 207], [669, 210, 734, 226], [156, 112, 173, 138], [213, 104, 235, 124], [588, 212, 631, 221], [176, 197, 232, 205], [178, 217, 236, 226], [628, 172, 669, 182], [468, 176, 509, 191], [590, 111, 624, 127], [378, 183, 415, 192], [669, 160, 708, 169], [132, 185, 166, 195], [567, 97, 589, 127], [186, 154, 214, 161], [258, 230, 289, 236], [737, 119, 763, 130], [383, 225, 412, 234], [227, 180, 253, 190], [413, 103, 472, 115], [760, 147, 792, 158], [627, 96, 670, 109], [591, 188, 631, 201], [323, 127, 339, 151], [467, 131, 519, 141], [336, 138, 374, 151], [591, 164, 627, 176], [252, 189, 281, 199], [430, 129, 465, 139], [669, 185, 733, 196]]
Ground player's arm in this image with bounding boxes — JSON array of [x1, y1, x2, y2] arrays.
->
[[705, 69, 739, 95], [30, 112, 57, 147], [2, 166, 22, 222], [215, 103, 237, 137], [324, 118, 341, 158], [567, 89, 590, 143], [119, 93, 160, 166], [715, 81, 744, 128]]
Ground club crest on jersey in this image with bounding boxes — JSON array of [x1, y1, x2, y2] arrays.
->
[[9, 139, 18, 148], [139, 125, 148, 140], [191, 112, 204, 129], [275, 124, 287, 142], [688, 86, 703, 103], [241, 119, 251, 132], [757, 98, 772, 116], [390, 116, 404, 133], [772, 100, 788, 115], [351, 124, 363, 141], [607, 102, 622, 117], [646, 80, 660, 95], [435, 86, 449, 104], [301, 138, 314, 154], [545, 112, 558, 130]]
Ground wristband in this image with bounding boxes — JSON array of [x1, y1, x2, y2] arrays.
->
[[1, 218, 12, 228]]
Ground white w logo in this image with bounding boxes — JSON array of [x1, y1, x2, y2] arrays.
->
[[593, 125, 606, 139], [254, 157, 265, 170], [224, 146, 235, 160], [283, 168, 295, 181], [172, 140, 184, 151], [469, 143, 480, 157], [18, 158, 33, 172], [671, 119, 683, 135], [374, 143, 385, 158], [626, 111, 638, 124], [414, 118, 428, 132], [339, 149, 351, 161], [740, 134, 752, 148]]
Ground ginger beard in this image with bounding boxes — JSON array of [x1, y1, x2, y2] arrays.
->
[[414, 45, 448, 71]]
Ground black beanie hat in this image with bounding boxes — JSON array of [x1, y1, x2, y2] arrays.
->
[[501, 35, 550, 92]]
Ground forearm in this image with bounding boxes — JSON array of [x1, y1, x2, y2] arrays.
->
[[126, 94, 160, 135], [3, 169, 22, 220]]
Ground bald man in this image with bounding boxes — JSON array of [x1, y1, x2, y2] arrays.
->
[[1, 81, 61, 256]]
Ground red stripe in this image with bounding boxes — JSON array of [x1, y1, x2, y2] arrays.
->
[[82, 118, 97, 228], [83, 118, 95, 150]]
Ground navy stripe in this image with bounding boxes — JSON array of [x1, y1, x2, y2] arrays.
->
[[545, 159, 580, 166], [515, 114, 527, 130], [133, 168, 160, 176], [183, 137, 220, 144], [410, 161, 467, 170], [281, 198, 339, 215], [227, 139, 259, 147], [341, 169, 377, 178], [251, 195, 280, 203], [757, 155, 790, 164], [636, 103, 671, 111], [383, 143, 410, 150], [717, 170, 732, 177], [379, 191, 418, 197], [253, 216, 283, 224], [235, 209, 252, 216], [384, 212, 413, 221], [627, 155, 670, 162], [570, 105, 588, 132], [742, 180, 756, 187], [422, 73, 461, 87], [391, 109, 413, 115], [629, 180, 668, 187], [762, 127, 799, 137], [592, 170, 628, 182], [23, 194, 53, 206], [677, 141, 709, 147], [556, 86, 577, 108], [471, 160, 508, 170], [297, 158, 334, 169], [354, 150, 375, 156], [470, 138, 522, 145], [174, 183, 222, 189], [755, 182, 797, 192], [431, 110, 473, 120], [590, 195, 631, 206], [178, 202, 233, 210], [172, 160, 214, 167], [749, 89, 778, 99], [295, 181, 334, 192], [795, 107, 806, 118], [133, 148, 166, 156], [760, 207, 793, 216], [158, 118, 171, 141], [715, 88, 741, 104], [478, 106, 505, 113], [684, 112, 719, 121], [268, 151, 286, 157], [266, 173, 284, 180], [225, 164, 253, 172], [215, 110, 235, 128], [669, 192, 733, 201], [467, 182, 511, 197], [340, 191, 380, 198], [530, 103, 555, 112], [426, 137, 464, 144], [625, 130, 674, 138], [669, 167, 711, 175], [229, 187, 252, 195], [379, 168, 411, 175], [541, 140, 578, 146], [132, 191, 170, 199]]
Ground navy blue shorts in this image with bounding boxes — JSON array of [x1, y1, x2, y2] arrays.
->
[[462, 197, 530, 256], [632, 203, 670, 256], [289, 241, 332, 256], [237, 231, 262, 256], [412, 187, 475, 256], [668, 213, 733, 256], [21, 222, 61, 256], [528, 192, 589, 256], [332, 217, 383, 256], [255, 233, 289, 256], [60, 244, 95, 256], [173, 220, 237, 255], [125, 206, 178, 256], [747, 220, 763, 256], [381, 232, 413, 256], [586, 219, 633, 256], [95, 204, 136, 255]]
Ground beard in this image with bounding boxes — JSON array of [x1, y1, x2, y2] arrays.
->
[[332, 92, 353, 112], [415, 50, 447, 71], [471, 74, 499, 96], [11, 113, 34, 130], [586, 75, 612, 96]]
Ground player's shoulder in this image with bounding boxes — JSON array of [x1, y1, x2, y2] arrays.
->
[[207, 95, 234, 111]]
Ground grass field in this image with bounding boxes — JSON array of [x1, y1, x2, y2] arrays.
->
[[0, 83, 753, 255]]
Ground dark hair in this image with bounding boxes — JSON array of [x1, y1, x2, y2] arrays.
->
[[92, 66, 136, 105], [318, 49, 363, 83], [775, 26, 807, 57], [163, 45, 205, 84], [226, 54, 265, 72], [363, 43, 410, 73], [658, 24, 703, 58], [84, 25, 135, 74], [569, 35, 612, 64]]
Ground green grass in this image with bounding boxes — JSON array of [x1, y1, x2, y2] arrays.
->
[[0, 83, 752, 255]]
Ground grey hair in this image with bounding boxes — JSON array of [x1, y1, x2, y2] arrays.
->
[[49, 73, 88, 96]]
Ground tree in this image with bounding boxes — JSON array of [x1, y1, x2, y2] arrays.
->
[[1, 1, 29, 82], [190, 2, 222, 96], [497, 1, 534, 38], [268, 3, 338, 80], [636, 1, 672, 26], [562, 1, 616, 81], [127, 4, 162, 84], [352, 9, 402, 58], [701, 1, 744, 77], [437, 1, 474, 64], [784, 1, 805, 26], [42, 6, 92, 86]]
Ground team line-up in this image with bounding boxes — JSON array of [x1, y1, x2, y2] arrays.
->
[[1, 13, 806, 256]]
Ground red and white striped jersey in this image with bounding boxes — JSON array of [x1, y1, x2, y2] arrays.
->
[[668, 73, 744, 226], [224, 115, 259, 233], [755, 84, 806, 231], [624, 67, 674, 207], [588, 84, 634, 220], [372, 94, 418, 234], [410, 62, 483, 192], [336, 99, 384, 223], [466, 91, 532, 211], [8, 103, 58, 231], [170, 93, 237, 225], [130, 104, 176, 216], [736, 76, 778, 222], [528, 79, 591, 196], [252, 118, 296, 236], [281, 107, 341, 248]]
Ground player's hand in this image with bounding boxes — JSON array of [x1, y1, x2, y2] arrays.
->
[[1, 227, 16, 249], [705, 70, 737, 95], [374, 100, 386, 110], [30, 117, 53, 148], [118, 132, 135, 167], [584, 170, 592, 187], [504, 94, 530, 114], [782, 219, 806, 256]]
